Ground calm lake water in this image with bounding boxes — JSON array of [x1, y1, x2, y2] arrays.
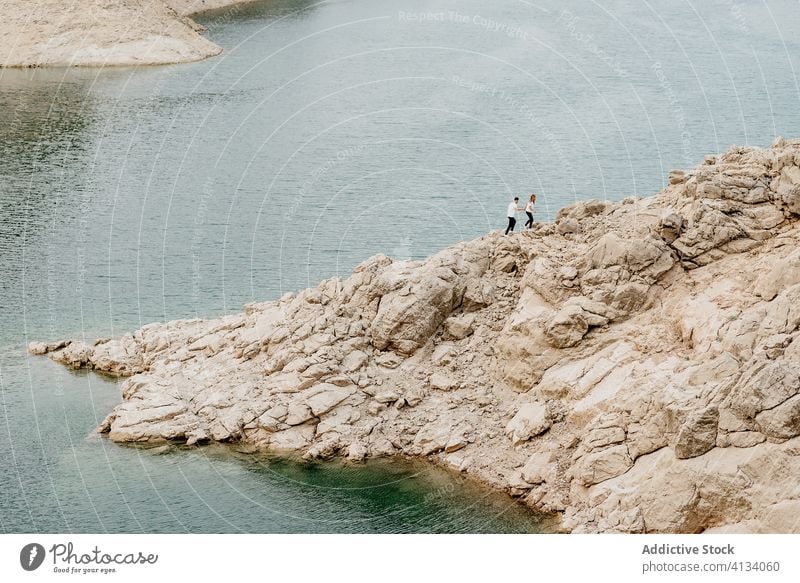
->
[[1, 0, 798, 532]]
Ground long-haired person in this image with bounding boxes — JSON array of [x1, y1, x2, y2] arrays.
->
[[524, 193, 536, 229]]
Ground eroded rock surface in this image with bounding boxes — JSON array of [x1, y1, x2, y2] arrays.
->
[[0, 0, 252, 68], [34, 140, 800, 533]]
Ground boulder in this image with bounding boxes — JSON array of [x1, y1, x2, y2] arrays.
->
[[584, 426, 626, 450], [27, 339, 69, 355], [521, 451, 555, 484], [557, 199, 610, 222], [772, 165, 800, 214], [729, 361, 800, 421], [429, 373, 457, 392], [669, 170, 687, 185], [544, 305, 589, 348], [506, 403, 551, 445], [374, 389, 401, 404], [574, 444, 633, 485], [671, 203, 744, 260], [443, 313, 475, 340], [269, 425, 316, 451], [673, 406, 719, 459], [375, 352, 403, 368], [556, 218, 579, 235], [341, 349, 368, 372], [303, 384, 355, 417], [491, 240, 521, 272], [755, 395, 800, 439], [370, 260, 465, 355], [658, 210, 684, 243], [754, 250, 800, 301], [347, 441, 367, 461], [462, 279, 495, 311], [285, 403, 314, 426], [50, 341, 93, 369], [91, 334, 146, 375], [413, 420, 454, 455]]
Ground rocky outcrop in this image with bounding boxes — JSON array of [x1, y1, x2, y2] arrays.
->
[[164, 0, 257, 16], [0, 0, 252, 68], [33, 139, 800, 533]]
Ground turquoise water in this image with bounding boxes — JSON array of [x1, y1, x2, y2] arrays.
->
[[0, 0, 798, 532]]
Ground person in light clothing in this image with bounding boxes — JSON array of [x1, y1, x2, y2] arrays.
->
[[505, 197, 522, 235], [524, 193, 537, 229]]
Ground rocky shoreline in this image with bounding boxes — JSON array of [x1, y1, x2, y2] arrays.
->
[[0, 0, 255, 68], [32, 139, 800, 533]]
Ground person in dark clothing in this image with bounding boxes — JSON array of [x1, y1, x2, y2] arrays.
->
[[505, 197, 521, 235]]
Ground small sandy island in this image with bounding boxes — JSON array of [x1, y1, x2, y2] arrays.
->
[[0, 0, 257, 68]]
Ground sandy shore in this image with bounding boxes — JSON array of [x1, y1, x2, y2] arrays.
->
[[0, 0, 255, 68]]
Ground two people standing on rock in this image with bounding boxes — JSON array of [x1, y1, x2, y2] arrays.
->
[[505, 193, 537, 235]]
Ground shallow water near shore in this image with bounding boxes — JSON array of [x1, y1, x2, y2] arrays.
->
[[1, 346, 553, 533], [1, 0, 799, 532]]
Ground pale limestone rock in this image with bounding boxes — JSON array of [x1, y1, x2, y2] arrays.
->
[[269, 425, 316, 451], [773, 165, 800, 213], [50, 341, 93, 369], [443, 313, 475, 340], [341, 349, 368, 372], [31, 141, 800, 533], [557, 199, 610, 220], [462, 279, 495, 311], [671, 203, 745, 261], [347, 441, 367, 461], [285, 403, 314, 426], [374, 389, 401, 404], [375, 351, 403, 368], [370, 258, 468, 355], [521, 451, 556, 484], [27, 339, 69, 355], [584, 233, 665, 273], [315, 405, 355, 436], [0, 0, 231, 68], [544, 305, 589, 348], [491, 240, 521, 272], [106, 401, 193, 443], [729, 361, 800, 421], [587, 447, 757, 533], [445, 434, 468, 453], [556, 218, 579, 235], [668, 170, 686, 185], [584, 426, 626, 450], [673, 406, 719, 459], [431, 344, 453, 365], [575, 444, 633, 485], [413, 420, 453, 455], [506, 403, 551, 445], [560, 265, 579, 281], [429, 372, 457, 392], [754, 249, 800, 300], [756, 395, 800, 439], [404, 389, 425, 407], [256, 413, 281, 432], [727, 431, 766, 448], [303, 384, 355, 417]]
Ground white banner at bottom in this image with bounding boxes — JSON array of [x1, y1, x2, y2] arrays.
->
[[1, 534, 798, 582]]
